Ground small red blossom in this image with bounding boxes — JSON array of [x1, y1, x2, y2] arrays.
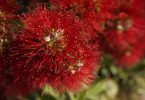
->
[[8, 7, 100, 93], [100, 0, 145, 67]]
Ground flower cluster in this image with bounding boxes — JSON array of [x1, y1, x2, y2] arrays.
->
[[0, 0, 145, 98]]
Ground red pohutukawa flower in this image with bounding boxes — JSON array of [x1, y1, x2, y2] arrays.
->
[[8, 7, 100, 93], [101, 0, 145, 67]]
